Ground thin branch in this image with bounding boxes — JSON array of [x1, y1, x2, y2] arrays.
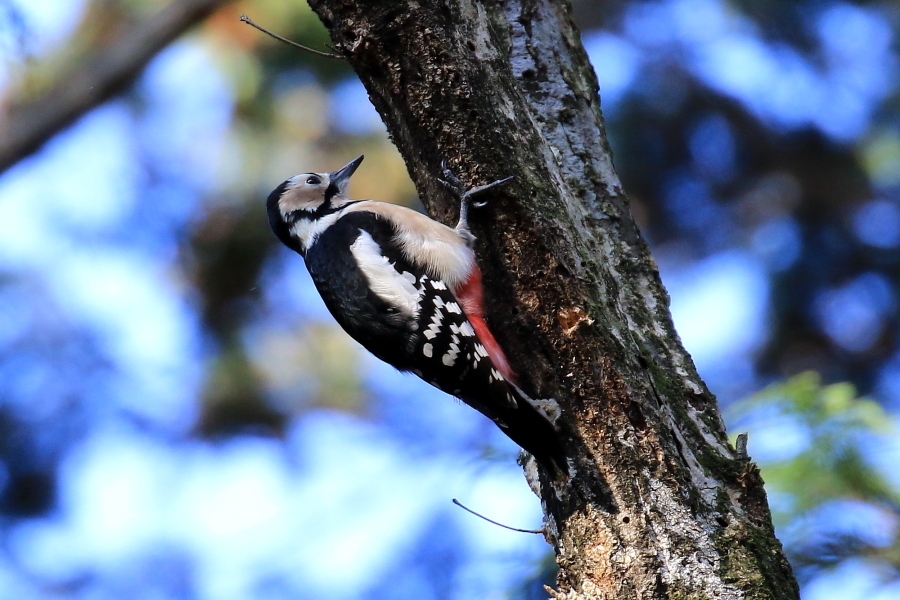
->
[[0, 0, 232, 175], [239, 15, 343, 60], [452, 498, 543, 534]]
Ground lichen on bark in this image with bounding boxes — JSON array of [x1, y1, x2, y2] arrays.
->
[[305, 0, 800, 598]]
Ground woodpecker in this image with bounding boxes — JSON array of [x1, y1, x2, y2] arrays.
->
[[266, 156, 566, 474]]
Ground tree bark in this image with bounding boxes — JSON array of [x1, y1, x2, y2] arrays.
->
[[307, 1, 799, 598]]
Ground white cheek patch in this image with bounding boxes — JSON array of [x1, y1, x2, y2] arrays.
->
[[292, 212, 340, 251], [279, 177, 329, 214], [350, 230, 421, 319]]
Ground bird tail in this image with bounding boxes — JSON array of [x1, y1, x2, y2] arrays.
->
[[498, 385, 568, 477]]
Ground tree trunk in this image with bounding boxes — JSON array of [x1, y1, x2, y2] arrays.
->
[[307, 1, 799, 598]]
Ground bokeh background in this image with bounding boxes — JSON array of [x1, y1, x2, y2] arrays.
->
[[0, 0, 899, 598]]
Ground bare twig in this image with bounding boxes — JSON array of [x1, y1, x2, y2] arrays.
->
[[239, 15, 343, 59], [0, 0, 232, 175], [452, 498, 543, 534]]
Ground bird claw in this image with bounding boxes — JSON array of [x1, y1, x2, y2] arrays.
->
[[439, 160, 467, 197], [440, 160, 514, 246], [462, 176, 514, 203], [439, 160, 514, 205]]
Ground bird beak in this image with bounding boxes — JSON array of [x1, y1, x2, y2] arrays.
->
[[330, 155, 364, 192]]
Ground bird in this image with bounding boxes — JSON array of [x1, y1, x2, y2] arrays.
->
[[266, 155, 566, 474]]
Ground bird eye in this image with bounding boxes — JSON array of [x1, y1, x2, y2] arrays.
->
[[306, 176, 321, 185]]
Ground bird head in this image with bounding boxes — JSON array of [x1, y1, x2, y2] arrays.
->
[[267, 155, 363, 219], [266, 155, 364, 254]]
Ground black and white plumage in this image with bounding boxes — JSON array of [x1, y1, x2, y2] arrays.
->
[[266, 156, 565, 473]]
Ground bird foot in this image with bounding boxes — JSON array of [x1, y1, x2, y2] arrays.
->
[[438, 160, 513, 205], [437, 161, 513, 244]]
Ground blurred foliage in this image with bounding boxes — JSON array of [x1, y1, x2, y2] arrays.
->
[[571, 0, 900, 397], [730, 372, 900, 584]]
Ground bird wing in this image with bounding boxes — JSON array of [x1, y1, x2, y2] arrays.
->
[[305, 210, 518, 416]]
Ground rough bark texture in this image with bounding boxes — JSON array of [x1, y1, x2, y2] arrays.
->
[[307, 1, 800, 598]]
